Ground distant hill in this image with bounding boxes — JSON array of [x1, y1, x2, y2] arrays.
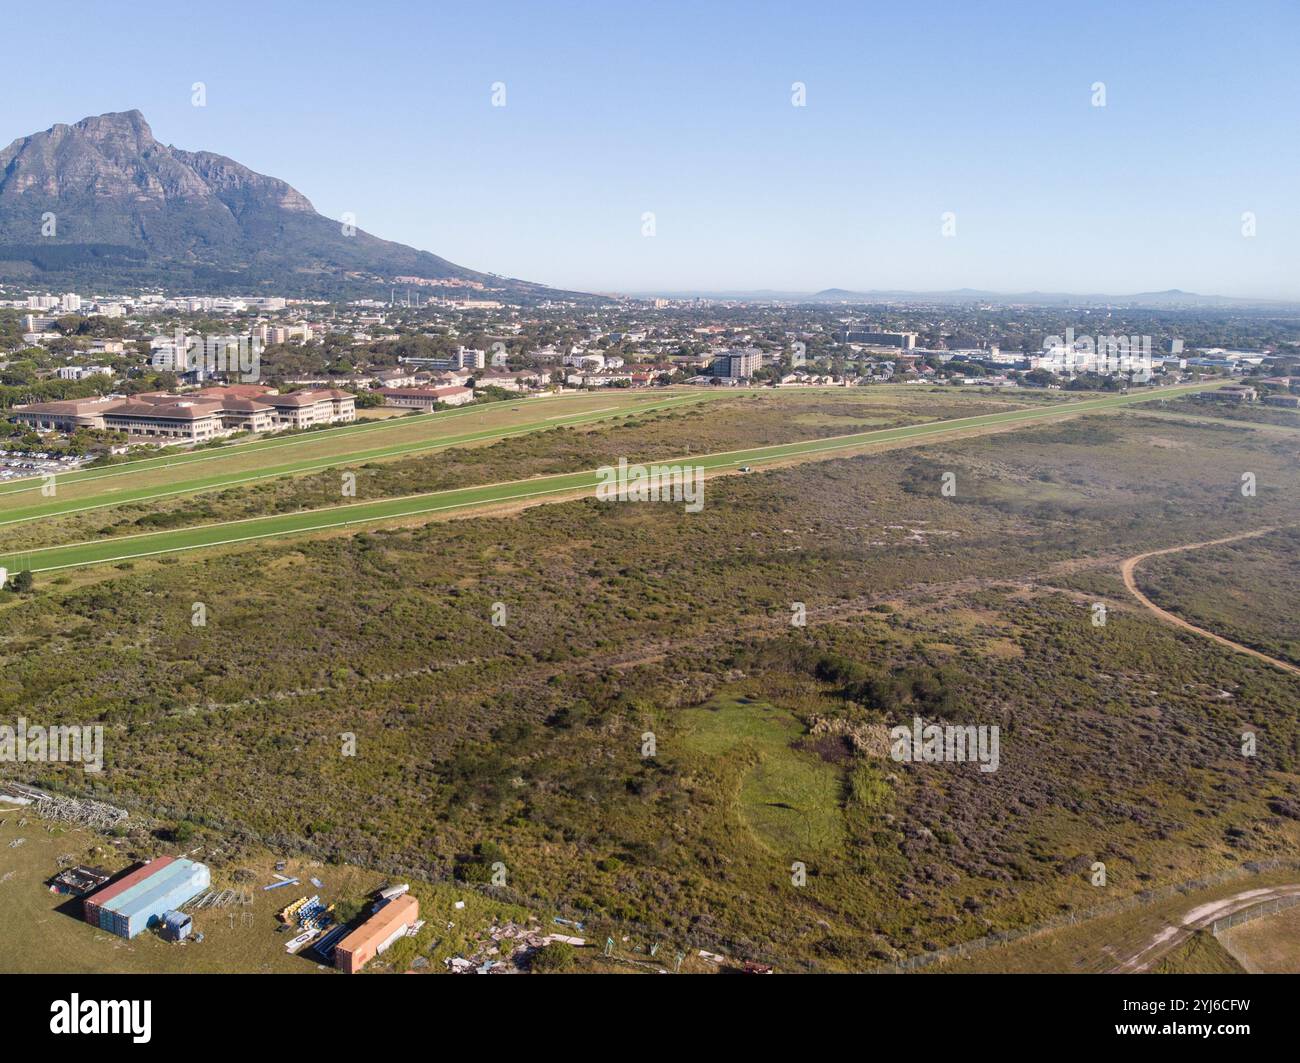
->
[[0, 110, 571, 298], [808, 288, 1300, 309], [634, 287, 1300, 310]]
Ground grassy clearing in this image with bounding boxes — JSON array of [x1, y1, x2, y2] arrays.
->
[[679, 695, 844, 854], [0, 388, 989, 553]]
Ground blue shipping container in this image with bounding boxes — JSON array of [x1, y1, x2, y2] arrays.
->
[[99, 859, 210, 938], [160, 910, 193, 941]]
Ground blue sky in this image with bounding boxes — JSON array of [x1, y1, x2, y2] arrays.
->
[[4, 0, 1297, 297]]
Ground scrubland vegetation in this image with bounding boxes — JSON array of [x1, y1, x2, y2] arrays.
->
[[1, 395, 1296, 970]]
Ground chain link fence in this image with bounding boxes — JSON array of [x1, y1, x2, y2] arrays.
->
[[1211, 892, 1300, 936]]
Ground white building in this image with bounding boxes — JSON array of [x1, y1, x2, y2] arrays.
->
[[56, 365, 112, 381]]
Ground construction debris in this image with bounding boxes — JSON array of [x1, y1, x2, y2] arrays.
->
[[50, 865, 111, 896], [1, 783, 127, 830], [445, 920, 562, 974]]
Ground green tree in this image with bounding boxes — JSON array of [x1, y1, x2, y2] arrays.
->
[[530, 941, 577, 972]]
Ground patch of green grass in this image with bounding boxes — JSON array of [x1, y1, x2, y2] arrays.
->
[[679, 695, 844, 854]]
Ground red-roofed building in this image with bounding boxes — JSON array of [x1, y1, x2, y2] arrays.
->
[[377, 386, 473, 410], [254, 389, 357, 428], [103, 400, 227, 441]]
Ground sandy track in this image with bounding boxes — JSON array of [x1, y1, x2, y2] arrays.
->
[[1109, 883, 1300, 973], [1119, 527, 1300, 677]]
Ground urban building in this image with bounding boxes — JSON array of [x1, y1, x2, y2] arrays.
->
[[712, 348, 763, 380], [377, 385, 474, 409], [10, 397, 125, 433], [842, 330, 917, 349], [1201, 385, 1257, 403], [102, 398, 228, 442], [253, 389, 357, 428], [11, 383, 356, 442], [56, 365, 112, 381]]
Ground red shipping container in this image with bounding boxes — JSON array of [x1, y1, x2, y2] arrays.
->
[[82, 856, 175, 926]]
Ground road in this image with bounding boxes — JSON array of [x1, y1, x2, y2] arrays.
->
[[1120, 527, 1300, 677], [0, 382, 1219, 574]]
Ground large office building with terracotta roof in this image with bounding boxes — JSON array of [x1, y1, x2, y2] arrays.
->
[[8, 397, 127, 433], [253, 388, 356, 428], [10, 385, 355, 443]]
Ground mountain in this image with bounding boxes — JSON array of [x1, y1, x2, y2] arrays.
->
[[0, 111, 566, 298]]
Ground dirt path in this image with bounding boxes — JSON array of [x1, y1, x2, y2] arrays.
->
[[1119, 527, 1300, 677], [1109, 883, 1300, 973]]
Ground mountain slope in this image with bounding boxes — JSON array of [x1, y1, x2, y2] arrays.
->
[[0, 111, 559, 296]]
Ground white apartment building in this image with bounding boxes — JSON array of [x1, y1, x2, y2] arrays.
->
[[56, 365, 112, 381]]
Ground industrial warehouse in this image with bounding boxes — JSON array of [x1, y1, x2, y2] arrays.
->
[[81, 857, 211, 939]]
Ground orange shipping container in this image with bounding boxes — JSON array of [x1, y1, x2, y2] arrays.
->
[[334, 894, 419, 974]]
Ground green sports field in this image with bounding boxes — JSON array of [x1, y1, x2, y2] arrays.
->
[[0, 390, 722, 525], [0, 383, 1218, 573]]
